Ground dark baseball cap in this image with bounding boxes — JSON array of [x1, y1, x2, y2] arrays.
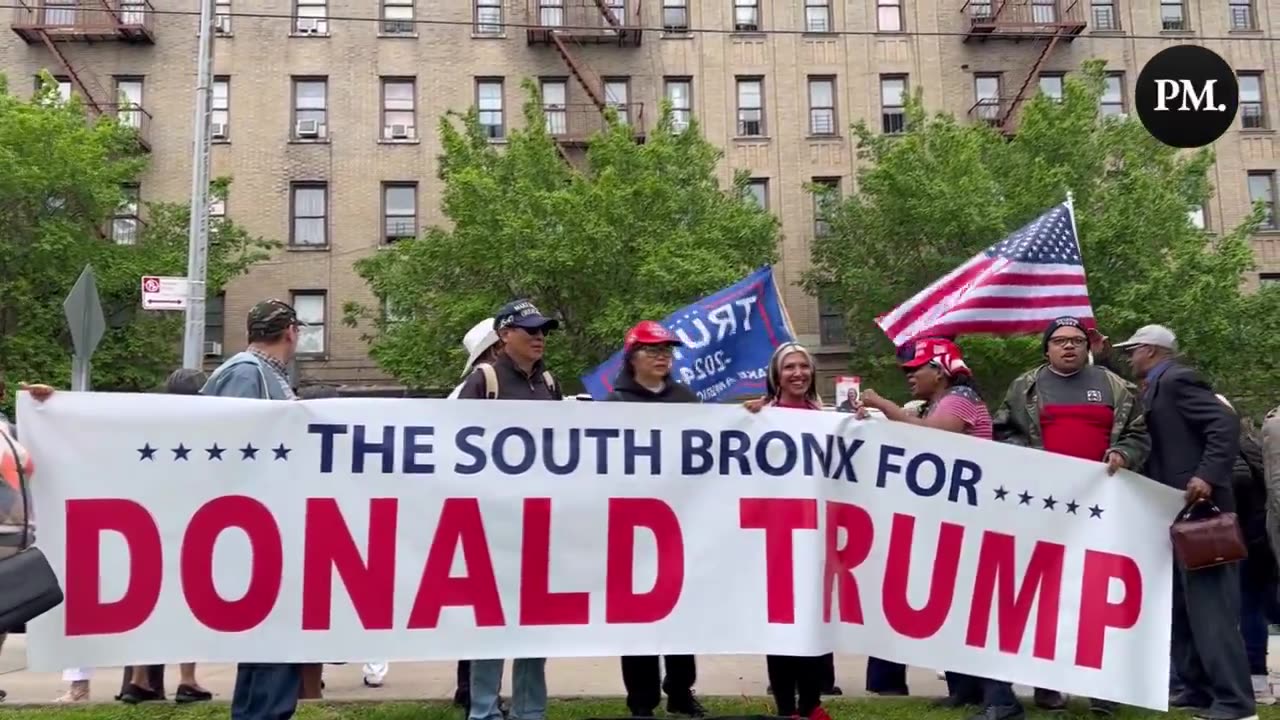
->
[[494, 299, 559, 332], [247, 299, 306, 336]]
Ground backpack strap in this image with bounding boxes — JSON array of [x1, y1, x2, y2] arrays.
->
[[476, 364, 499, 399], [543, 371, 557, 396]]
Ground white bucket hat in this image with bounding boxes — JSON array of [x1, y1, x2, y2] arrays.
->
[[461, 318, 500, 377]]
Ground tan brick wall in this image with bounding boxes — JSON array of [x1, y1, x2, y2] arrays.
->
[[2, 0, 1277, 386]]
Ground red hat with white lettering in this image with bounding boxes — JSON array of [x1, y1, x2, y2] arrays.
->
[[623, 320, 683, 354], [901, 337, 971, 377]]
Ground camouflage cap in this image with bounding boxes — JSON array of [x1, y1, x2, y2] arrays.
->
[[247, 299, 304, 336]]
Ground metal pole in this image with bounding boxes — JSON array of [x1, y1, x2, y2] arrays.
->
[[181, 0, 216, 369]]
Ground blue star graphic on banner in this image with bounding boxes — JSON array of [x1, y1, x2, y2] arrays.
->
[[206, 444, 225, 460], [172, 444, 191, 461], [240, 444, 259, 460], [1018, 491, 1033, 505], [1089, 505, 1105, 519], [138, 443, 157, 461], [1066, 500, 1080, 515], [993, 486, 1009, 501], [273, 444, 291, 460]]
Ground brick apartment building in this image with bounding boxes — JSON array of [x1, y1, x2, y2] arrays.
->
[[1, 0, 1278, 392]]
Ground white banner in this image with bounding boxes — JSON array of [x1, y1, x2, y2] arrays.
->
[[18, 392, 1182, 710]]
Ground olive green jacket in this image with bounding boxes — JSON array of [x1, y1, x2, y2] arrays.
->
[[992, 364, 1152, 470]]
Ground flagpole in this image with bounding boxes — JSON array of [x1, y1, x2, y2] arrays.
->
[[1065, 191, 1081, 255]]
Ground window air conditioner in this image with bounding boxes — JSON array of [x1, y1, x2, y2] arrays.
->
[[203, 341, 223, 357], [296, 17, 321, 33], [388, 124, 412, 139], [296, 119, 321, 137], [211, 122, 227, 139], [215, 14, 231, 33]]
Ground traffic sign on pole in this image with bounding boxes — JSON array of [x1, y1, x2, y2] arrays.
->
[[63, 265, 106, 391], [141, 275, 190, 310]]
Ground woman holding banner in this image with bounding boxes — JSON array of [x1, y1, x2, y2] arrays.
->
[[857, 338, 1024, 720], [743, 342, 834, 720]]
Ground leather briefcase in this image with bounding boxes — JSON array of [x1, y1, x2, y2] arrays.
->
[[1169, 500, 1248, 570]]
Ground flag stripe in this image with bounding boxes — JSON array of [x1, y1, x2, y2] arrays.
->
[[876, 202, 1096, 347]]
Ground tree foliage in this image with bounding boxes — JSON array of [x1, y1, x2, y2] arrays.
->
[[0, 74, 274, 409], [351, 80, 780, 391], [807, 61, 1280, 417]]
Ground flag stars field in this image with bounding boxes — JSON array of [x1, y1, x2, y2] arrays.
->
[[134, 442, 290, 461], [993, 485, 1100, 518]]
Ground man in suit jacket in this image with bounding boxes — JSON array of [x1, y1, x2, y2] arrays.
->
[[1115, 325, 1255, 720]]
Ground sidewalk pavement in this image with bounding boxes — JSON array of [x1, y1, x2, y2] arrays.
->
[[0, 635, 953, 704]]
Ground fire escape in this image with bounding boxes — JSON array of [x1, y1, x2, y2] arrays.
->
[[526, 0, 644, 161], [12, 0, 155, 152], [960, 0, 1086, 135]]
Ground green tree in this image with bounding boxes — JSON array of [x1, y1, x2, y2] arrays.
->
[[807, 61, 1279, 417], [351, 80, 780, 391], [0, 75, 274, 409]]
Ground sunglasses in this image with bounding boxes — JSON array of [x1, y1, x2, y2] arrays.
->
[[516, 326, 548, 337]]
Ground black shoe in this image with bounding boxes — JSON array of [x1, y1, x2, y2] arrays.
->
[[935, 694, 983, 709], [869, 688, 910, 697], [120, 684, 163, 705], [1089, 699, 1118, 716], [822, 686, 843, 697], [175, 685, 212, 704], [667, 693, 707, 717], [1034, 689, 1068, 711], [0, 689, 6, 703], [969, 704, 1026, 720], [630, 708, 657, 718], [1170, 693, 1213, 710]]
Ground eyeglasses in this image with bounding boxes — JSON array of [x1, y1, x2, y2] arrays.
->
[[638, 345, 674, 357], [1049, 337, 1087, 348]]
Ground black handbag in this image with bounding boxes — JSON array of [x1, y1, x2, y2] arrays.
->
[[0, 428, 64, 633]]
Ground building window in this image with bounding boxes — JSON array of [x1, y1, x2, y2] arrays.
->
[[541, 78, 567, 135], [605, 78, 631, 125], [1240, 73, 1266, 129], [808, 77, 837, 136], [878, 0, 903, 31], [733, 0, 759, 31], [1230, 0, 1256, 29], [1261, 273, 1280, 286], [1188, 204, 1207, 230], [291, 291, 327, 356], [292, 78, 328, 139], [662, 0, 688, 31], [1160, 0, 1186, 30], [665, 78, 691, 132], [1038, 73, 1064, 101], [1090, 0, 1118, 28], [812, 177, 840, 238], [40, 75, 72, 102], [381, 0, 414, 34], [805, 0, 831, 32], [205, 293, 225, 355], [215, 0, 231, 33], [745, 178, 768, 209], [290, 183, 328, 247], [209, 195, 226, 219], [383, 183, 417, 242], [381, 78, 416, 139], [1101, 73, 1125, 117], [294, 0, 328, 33], [212, 77, 229, 140], [736, 77, 764, 136], [114, 77, 144, 129], [112, 184, 140, 245], [881, 75, 906, 133], [477, 79, 505, 140], [475, 0, 502, 33], [819, 290, 846, 346], [1249, 171, 1278, 230], [974, 74, 1002, 125]]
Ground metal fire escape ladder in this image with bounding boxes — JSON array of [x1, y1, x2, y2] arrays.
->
[[94, 0, 125, 28], [38, 33, 105, 114], [589, 0, 622, 30], [550, 32, 606, 111], [1000, 29, 1062, 129]]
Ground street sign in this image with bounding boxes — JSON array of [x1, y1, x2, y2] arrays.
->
[[63, 265, 106, 391], [141, 275, 190, 311]]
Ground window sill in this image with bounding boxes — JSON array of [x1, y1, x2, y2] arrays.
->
[[1230, 27, 1262, 34], [730, 31, 767, 38], [287, 244, 331, 252], [1159, 28, 1195, 36], [874, 30, 907, 36], [379, 32, 419, 38], [1090, 28, 1124, 34], [487, 138, 509, 145], [212, 138, 231, 145], [215, 32, 233, 38], [472, 32, 507, 40], [661, 31, 693, 39], [289, 32, 332, 38], [807, 134, 843, 141], [289, 138, 331, 144], [733, 135, 771, 142], [1241, 128, 1275, 135], [1254, 229, 1280, 237], [378, 138, 422, 145], [297, 354, 329, 362], [802, 31, 837, 38]]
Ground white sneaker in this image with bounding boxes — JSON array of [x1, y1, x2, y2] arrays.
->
[[1252, 674, 1275, 705]]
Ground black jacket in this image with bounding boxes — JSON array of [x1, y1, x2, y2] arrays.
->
[[455, 354, 562, 400], [606, 369, 700, 404], [1144, 362, 1240, 510]]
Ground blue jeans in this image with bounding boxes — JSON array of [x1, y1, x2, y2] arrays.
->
[[469, 658, 547, 720], [1240, 573, 1280, 675], [231, 663, 300, 720]]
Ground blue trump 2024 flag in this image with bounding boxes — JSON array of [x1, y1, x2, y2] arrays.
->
[[581, 266, 797, 403]]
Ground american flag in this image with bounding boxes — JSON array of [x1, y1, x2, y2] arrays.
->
[[877, 202, 1095, 347]]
